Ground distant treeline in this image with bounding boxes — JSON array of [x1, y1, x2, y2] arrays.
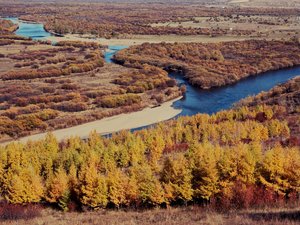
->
[[2, 2, 298, 38]]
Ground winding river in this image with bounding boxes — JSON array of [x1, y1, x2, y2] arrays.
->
[[4, 18, 300, 133], [170, 68, 300, 116]]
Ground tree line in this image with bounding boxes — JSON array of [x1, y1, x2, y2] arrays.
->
[[0, 105, 299, 211]]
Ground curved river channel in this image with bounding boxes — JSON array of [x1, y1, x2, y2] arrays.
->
[[6, 18, 300, 118]]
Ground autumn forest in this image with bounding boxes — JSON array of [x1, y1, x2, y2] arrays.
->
[[0, 0, 299, 224]]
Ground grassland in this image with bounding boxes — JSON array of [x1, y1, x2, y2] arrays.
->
[[229, 0, 300, 8], [1, 205, 300, 225]]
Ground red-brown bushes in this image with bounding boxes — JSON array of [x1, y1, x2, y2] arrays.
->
[[2, 67, 71, 80], [61, 83, 79, 90], [0, 39, 14, 46], [55, 41, 103, 49], [44, 78, 58, 83], [113, 65, 175, 94], [96, 94, 142, 108], [0, 19, 18, 35], [0, 202, 42, 221], [51, 101, 88, 112], [0, 39, 179, 141], [40, 86, 55, 93], [1, 105, 40, 119], [3, 42, 104, 81], [9, 51, 56, 61], [85, 90, 111, 98], [11, 97, 30, 107], [114, 40, 300, 89], [16, 114, 48, 131], [0, 116, 22, 137], [213, 182, 286, 211], [152, 94, 164, 104]]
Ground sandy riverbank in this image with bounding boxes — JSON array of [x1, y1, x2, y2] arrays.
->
[[3, 97, 182, 145], [46, 33, 251, 46]]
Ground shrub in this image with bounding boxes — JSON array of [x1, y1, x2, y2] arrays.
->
[[96, 94, 142, 108], [180, 85, 187, 93], [0, 203, 42, 221], [166, 79, 177, 87], [52, 101, 88, 112], [152, 94, 164, 104], [61, 83, 79, 90]]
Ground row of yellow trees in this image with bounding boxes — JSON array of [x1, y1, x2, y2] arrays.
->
[[0, 105, 299, 211]]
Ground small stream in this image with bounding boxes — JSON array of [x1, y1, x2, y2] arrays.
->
[[105, 46, 128, 63], [6, 17, 300, 118], [5, 17, 52, 40]]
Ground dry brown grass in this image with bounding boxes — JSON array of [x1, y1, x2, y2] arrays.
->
[[229, 0, 300, 8], [151, 14, 300, 41], [1, 206, 300, 225]]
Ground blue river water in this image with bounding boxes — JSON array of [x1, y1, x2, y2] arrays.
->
[[169, 68, 300, 116], [6, 17, 300, 118], [5, 17, 52, 40], [105, 46, 128, 63]]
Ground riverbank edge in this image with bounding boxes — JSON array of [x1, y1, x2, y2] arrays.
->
[[1, 97, 183, 145]]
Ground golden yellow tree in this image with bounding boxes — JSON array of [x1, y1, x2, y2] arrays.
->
[[130, 163, 165, 206], [259, 144, 289, 195], [107, 167, 127, 208], [190, 143, 220, 200], [76, 161, 108, 209], [45, 167, 70, 210], [4, 167, 43, 204], [283, 147, 300, 194], [160, 154, 193, 203]]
